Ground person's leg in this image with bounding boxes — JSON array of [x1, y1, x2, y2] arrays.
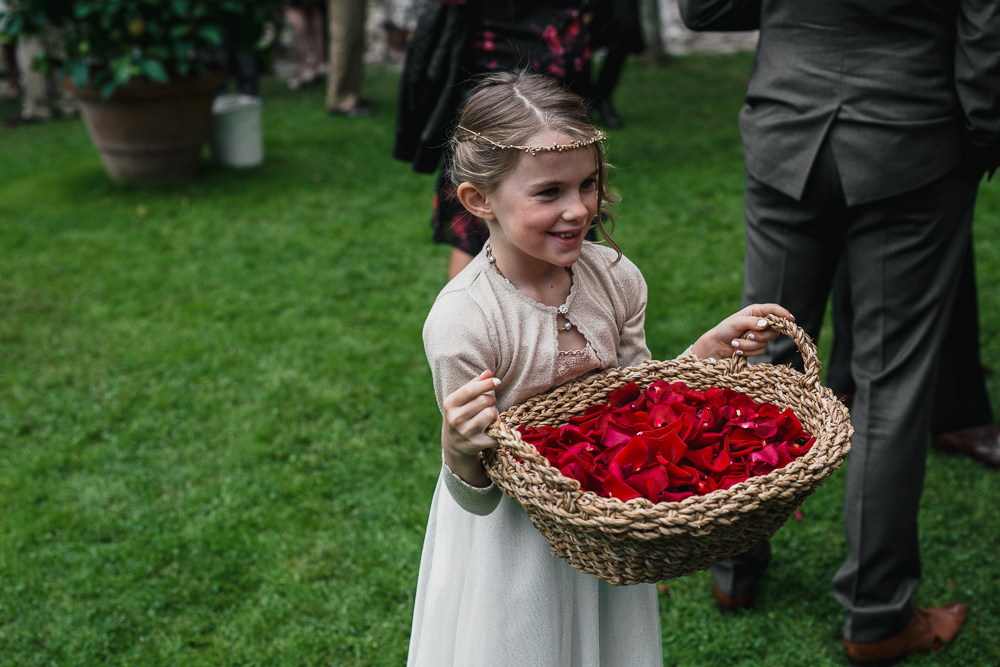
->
[[594, 47, 628, 129], [307, 5, 328, 74], [928, 236, 1000, 466], [929, 238, 993, 434], [326, 0, 367, 113], [833, 169, 977, 643], [827, 258, 856, 399], [741, 142, 846, 366], [712, 142, 847, 600], [14, 35, 49, 121], [2, 41, 20, 96], [43, 27, 76, 118], [284, 6, 315, 87], [710, 540, 770, 600]]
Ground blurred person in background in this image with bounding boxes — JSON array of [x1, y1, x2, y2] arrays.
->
[[0, 1, 20, 99], [384, 0, 420, 58], [589, 0, 643, 129], [394, 0, 594, 280], [284, 0, 327, 89], [327, 0, 372, 116], [5, 16, 75, 126]]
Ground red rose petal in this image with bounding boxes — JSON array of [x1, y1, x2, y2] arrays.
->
[[648, 429, 688, 465], [660, 490, 695, 502], [750, 443, 779, 467], [604, 462, 644, 501], [685, 447, 730, 474], [664, 461, 696, 483], [603, 422, 637, 449], [614, 436, 650, 472], [630, 465, 671, 499], [788, 436, 815, 456], [608, 382, 642, 408], [517, 380, 813, 504]]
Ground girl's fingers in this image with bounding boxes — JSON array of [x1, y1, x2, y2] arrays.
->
[[450, 406, 500, 452], [446, 391, 497, 429], [730, 338, 769, 356], [741, 303, 795, 322], [727, 315, 773, 339], [466, 406, 500, 440], [444, 373, 502, 411], [746, 328, 781, 342]]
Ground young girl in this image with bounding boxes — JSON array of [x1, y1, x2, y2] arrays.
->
[[412, 70, 792, 667]]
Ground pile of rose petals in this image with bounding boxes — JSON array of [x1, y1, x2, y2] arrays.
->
[[516, 381, 815, 503]]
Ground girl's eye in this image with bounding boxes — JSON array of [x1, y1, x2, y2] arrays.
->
[[581, 178, 597, 191], [537, 187, 559, 197]]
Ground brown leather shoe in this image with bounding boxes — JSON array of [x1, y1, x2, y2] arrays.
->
[[711, 579, 755, 611], [932, 423, 1000, 467], [843, 604, 967, 666]]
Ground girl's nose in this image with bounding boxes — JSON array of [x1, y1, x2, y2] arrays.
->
[[564, 193, 591, 221]]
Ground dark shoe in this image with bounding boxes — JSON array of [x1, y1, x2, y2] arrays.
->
[[932, 423, 1000, 467], [329, 99, 374, 118], [843, 604, 966, 666], [598, 98, 623, 129], [287, 67, 317, 90], [711, 579, 755, 611], [5, 111, 43, 128]]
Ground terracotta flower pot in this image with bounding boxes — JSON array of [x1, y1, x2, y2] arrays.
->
[[67, 71, 227, 184]]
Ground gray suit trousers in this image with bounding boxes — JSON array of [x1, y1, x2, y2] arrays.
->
[[713, 141, 979, 642]]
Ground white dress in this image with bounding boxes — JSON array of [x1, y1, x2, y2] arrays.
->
[[410, 244, 664, 667]]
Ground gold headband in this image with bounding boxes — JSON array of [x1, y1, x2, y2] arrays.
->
[[457, 125, 606, 156]]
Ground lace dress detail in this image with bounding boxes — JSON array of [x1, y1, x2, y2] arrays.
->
[[555, 343, 601, 386]]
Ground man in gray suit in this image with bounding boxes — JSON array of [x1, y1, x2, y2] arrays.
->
[[678, 0, 999, 664]]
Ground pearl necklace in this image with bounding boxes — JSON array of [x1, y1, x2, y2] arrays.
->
[[485, 241, 574, 332]]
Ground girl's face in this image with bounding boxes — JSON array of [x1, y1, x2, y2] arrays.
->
[[484, 130, 600, 272]]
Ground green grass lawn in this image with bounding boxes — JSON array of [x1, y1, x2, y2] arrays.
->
[[1, 55, 998, 666]]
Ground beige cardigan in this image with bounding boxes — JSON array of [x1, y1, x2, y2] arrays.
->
[[422, 242, 652, 515]]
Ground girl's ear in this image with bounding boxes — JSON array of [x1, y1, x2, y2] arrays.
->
[[456, 182, 496, 221]]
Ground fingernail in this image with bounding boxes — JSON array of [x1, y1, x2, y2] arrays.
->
[[756, 319, 768, 328], [787, 313, 795, 320], [492, 378, 501, 387], [736, 350, 744, 356], [731, 340, 740, 348], [746, 333, 755, 341]]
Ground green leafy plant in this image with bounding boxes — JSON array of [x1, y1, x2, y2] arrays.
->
[[0, 0, 279, 98]]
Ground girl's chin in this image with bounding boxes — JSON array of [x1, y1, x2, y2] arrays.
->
[[547, 247, 583, 267]]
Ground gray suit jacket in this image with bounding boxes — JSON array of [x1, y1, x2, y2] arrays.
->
[[679, 0, 1000, 205]]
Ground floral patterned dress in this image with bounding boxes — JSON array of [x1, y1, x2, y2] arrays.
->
[[431, 0, 594, 255]]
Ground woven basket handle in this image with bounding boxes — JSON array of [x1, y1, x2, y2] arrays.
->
[[745, 314, 821, 391]]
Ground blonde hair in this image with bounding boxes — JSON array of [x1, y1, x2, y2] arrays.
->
[[449, 70, 622, 261]]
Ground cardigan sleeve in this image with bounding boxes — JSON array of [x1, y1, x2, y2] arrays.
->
[[423, 289, 504, 515], [423, 290, 498, 410]]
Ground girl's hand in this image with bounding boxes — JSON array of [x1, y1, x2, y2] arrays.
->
[[691, 304, 795, 360], [441, 370, 501, 487]]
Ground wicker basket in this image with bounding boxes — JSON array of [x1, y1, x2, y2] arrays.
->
[[484, 315, 853, 585]]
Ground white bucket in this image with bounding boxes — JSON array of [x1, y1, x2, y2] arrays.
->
[[210, 94, 263, 168]]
